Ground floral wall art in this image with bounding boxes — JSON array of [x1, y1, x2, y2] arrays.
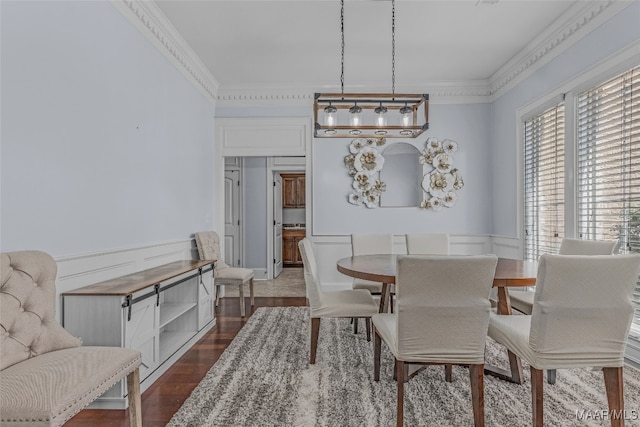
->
[[420, 138, 464, 211], [344, 137, 463, 210]]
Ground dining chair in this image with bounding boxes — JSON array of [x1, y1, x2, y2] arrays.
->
[[509, 237, 618, 384], [489, 253, 640, 427], [373, 254, 498, 427], [404, 233, 449, 255], [195, 231, 255, 317], [350, 233, 394, 331], [298, 238, 379, 364]]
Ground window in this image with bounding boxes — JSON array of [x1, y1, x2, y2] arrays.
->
[[576, 66, 640, 324], [524, 103, 565, 261]]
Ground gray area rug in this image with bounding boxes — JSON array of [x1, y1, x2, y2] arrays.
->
[[168, 307, 640, 426], [222, 268, 306, 298]]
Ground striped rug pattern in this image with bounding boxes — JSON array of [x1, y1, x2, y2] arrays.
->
[[168, 307, 640, 426]]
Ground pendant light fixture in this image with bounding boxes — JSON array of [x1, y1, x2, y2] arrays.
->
[[314, 0, 429, 138]]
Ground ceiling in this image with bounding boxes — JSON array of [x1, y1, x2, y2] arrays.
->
[[152, 0, 603, 96]]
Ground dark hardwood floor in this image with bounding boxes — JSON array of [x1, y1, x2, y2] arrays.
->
[[67, 296, 307, 427]]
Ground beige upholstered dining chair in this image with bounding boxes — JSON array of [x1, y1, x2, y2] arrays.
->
[[489, 253, 640, 427], [195, 231, 255, 317], [0, 251, 142, 427], [373, 255, 498, 427], [509, 237, 618, 384], [298, 238, 378, 364], [405, 233, 449, 255], [350, 233, 394, 293]]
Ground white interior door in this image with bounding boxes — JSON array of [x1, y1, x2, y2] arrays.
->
[[224, 169, 241, 267], [273, 173, 283, 277]]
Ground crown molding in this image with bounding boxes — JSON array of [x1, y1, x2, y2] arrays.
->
[[487, 0, 632, 100], [110, 0, 630, 108], [216, 81, 493, 108], [109, 0, 219, 104]]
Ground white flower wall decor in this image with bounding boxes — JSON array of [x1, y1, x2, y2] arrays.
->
[[344, 138, 387, 208], [344, 136, 463, 211], [420, 137, 464, 211]]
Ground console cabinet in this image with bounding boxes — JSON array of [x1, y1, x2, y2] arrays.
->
[[62, 260, 215, 408]]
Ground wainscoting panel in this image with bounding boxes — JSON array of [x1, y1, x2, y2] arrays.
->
[[56, 239, 196, 322], [216, 117, 309, 157]]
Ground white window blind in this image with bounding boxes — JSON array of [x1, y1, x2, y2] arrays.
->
[[576, 65, 640, 324], [524, 103, 565, 261]]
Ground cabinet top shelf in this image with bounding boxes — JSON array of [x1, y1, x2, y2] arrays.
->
[[62, 260, 215, 297]]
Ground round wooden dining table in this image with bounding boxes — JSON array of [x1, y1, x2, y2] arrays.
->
[[336, 254, 538, 384]]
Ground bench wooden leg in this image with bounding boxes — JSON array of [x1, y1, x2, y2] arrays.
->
[[127, 368, 142, 427]]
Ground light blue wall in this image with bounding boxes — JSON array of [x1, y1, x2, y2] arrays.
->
[[242, 157, 268, 269], [312, 103, 492, 235], [1, 1, 216, 257], [490, 2, 640, 238]]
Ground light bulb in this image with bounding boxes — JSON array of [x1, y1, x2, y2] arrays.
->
[[324, 103, 337, 127], [400, 103, 412, 128], [374, 103, 388, 127], [349, 104, 362, 127]]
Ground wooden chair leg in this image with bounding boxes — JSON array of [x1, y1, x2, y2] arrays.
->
[[603, 367, 624, 427], [310, 317, 320, 364], [214, 285, 220, 307], [531, 367, 544, 427], [445, 364, 453, 382], [126, 368, 142, 427], [365, 318, 371, 341], [374, 328, 381, 381], [469, 364, 485, 427], [249, 278, 255, 307], [397, 360, 405, 427], [547, 369, 556, 384], [353, 317, 359, 334], [239, 284, 245, 317]]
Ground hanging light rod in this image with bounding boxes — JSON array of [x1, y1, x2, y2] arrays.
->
[[314, 0, 429, 139]]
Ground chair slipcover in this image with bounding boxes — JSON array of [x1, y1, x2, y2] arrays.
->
[[298, 238, 378, 363], [350, 233, 393, 293], [404, 233, 449, 255], [510, 238, 618, 314], [372, 254, 498, 427], [490, 253, 640, 370], [374, 255, 498, 364]]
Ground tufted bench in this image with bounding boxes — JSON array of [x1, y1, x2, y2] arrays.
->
[[0, 251, 142, 426]]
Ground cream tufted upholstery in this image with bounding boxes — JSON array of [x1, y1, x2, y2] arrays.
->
[[0, 250, 142, 426], [195, 231, 255, 317], [488, 253, 640, 427], [0, 251, 81, 370], [298, 238, 378, 364]]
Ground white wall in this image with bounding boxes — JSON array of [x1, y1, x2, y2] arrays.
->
[[0, 1, 216, 257]]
